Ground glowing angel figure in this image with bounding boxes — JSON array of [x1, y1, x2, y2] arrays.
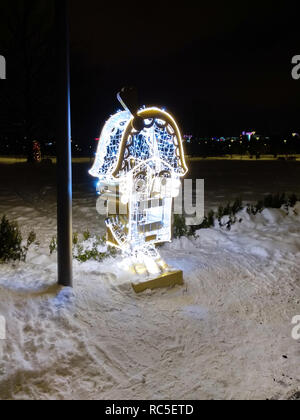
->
[[90, 89, 188, 291]]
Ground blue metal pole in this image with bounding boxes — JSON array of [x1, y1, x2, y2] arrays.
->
[[56, 0, 73, 287]]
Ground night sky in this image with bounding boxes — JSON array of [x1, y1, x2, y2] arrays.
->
[[69, 1, 300, 140], [1, 1, 300, 143]]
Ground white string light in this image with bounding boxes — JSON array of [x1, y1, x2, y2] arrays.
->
[[90, 107, 188, 275]]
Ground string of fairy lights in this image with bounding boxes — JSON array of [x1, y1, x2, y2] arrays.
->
[[89, 107, 187, 275]]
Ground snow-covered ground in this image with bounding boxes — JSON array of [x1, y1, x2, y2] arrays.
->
[[0, 161, 300, 400]]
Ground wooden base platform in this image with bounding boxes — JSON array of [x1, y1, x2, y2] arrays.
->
[[132, 270, 183, 294]]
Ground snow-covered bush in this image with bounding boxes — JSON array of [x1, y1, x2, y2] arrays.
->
[[49, 236, 57, 255], [247, 193, 298, 215], [197, 210, 215, 229], [0, 215, 36, 263], [191, 198, 243, 234], [74, 233, 119, 263], [173, 215, 191, 238], [216, 198, 243, 230], [49, 231, 119, 262], [174, 194, 299, 238]]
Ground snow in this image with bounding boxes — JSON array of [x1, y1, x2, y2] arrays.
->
[[0, 161, 300, 400]]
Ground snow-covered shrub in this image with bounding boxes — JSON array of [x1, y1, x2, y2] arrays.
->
[[172, 195, 300, 239], [0, 216, 36, 263], [247, 202, 263, 216], [287, 194, 298, 208], [173, 215, 191, 238], [215, 199, 243, 230], [174, 199, 244, 237], [74, 234, 118, 263], [216, 198, 243, 221], [26, 231, 37, 248], [49, 231, 119, 262], [247, 193, 299, 215], [83, 230, 91, 241], [263, 193, 286, 209], [73, 232, 79, 246], [199, 210, 215, 229], [49, 236, 57, 255], [188, 210, 215, 236], [231, 198, 244, 215]]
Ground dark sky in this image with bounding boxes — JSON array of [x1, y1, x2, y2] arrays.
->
[[0, 1, 299, 143], [69, 1, 300, 140]]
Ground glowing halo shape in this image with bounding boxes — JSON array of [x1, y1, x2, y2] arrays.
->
[[90, 106, 188, 293]]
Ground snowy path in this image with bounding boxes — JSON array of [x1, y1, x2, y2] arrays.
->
[[0, 164, 300, 400]]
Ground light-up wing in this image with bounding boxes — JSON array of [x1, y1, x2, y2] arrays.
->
[[112, 108, 188, 178], [89, 110, 131, 181]]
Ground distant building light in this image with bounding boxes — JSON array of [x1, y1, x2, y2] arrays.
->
[[246, 131, 256, 141], [184, 135, 193, 143]]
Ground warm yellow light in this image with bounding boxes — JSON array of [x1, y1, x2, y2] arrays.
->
[[112, 107, 188, 179]]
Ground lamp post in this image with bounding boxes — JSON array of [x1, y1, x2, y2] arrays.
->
[[56, 0, 73, 287]]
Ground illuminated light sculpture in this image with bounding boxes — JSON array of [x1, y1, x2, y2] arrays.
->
[[89, 91, 188, 293]]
